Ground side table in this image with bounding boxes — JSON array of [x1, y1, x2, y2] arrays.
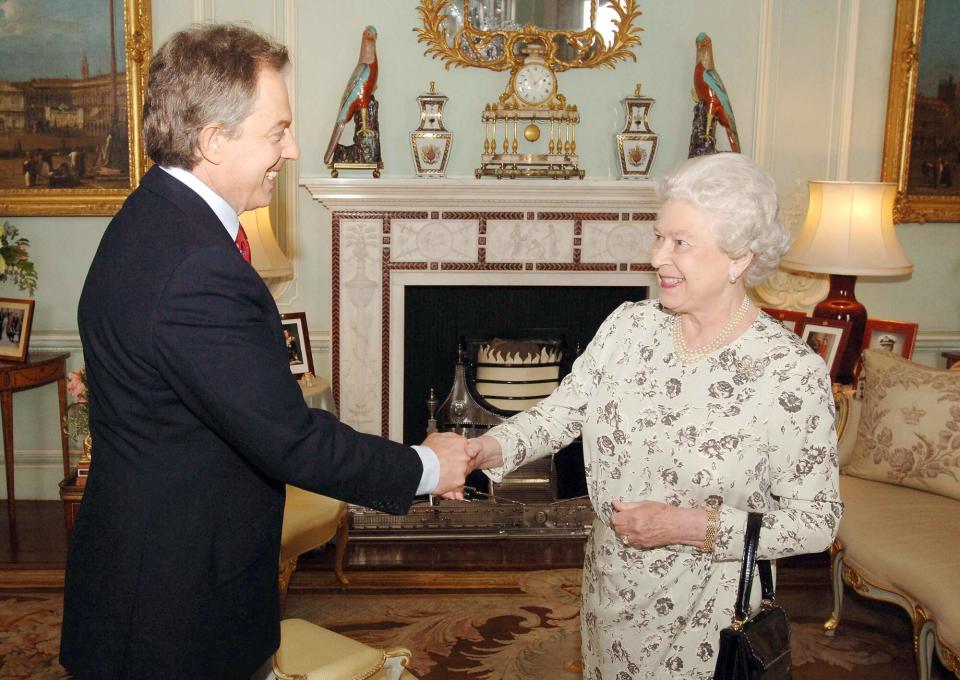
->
[[0, 351, 71, 523]]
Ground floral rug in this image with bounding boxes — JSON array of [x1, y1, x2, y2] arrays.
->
[[0, 568, 953, 679]]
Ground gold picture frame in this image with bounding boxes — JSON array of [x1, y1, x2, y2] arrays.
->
[[0, 0, 152, 216], [880, 0, 960, 223]]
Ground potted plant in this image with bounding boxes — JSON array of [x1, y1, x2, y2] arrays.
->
[[0, 221, 38, 295]]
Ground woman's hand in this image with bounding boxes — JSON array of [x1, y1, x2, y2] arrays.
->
[[466, 435, 503, 471], [611, 500, 708, 549]]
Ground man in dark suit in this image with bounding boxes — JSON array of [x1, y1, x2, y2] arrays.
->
[[60, 24, 473, 679]]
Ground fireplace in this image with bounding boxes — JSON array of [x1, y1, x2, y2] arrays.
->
[[303, 178, 661, 536], [304, 177, 662, 441], [403, 284, 645, 445]]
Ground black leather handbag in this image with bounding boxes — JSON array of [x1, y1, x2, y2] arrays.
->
[[713, 512, 792, 680]]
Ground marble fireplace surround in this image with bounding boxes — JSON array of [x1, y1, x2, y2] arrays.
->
[[303, 178, 662, 440]]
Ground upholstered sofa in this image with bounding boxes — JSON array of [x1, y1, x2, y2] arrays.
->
[[825, 350, 960, 679]]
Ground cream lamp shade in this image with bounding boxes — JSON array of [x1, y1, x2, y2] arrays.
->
[[781, 181, 912, 276], [238, 207, 293, 279]]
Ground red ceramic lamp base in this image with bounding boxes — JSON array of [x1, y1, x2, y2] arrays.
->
[[813, 274, 866, 384]]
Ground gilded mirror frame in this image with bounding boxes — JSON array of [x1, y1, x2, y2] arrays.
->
[[415, 0, 642, 72]]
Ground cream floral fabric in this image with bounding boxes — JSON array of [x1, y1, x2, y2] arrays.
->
[[845, 349, 960, 501], [485, 300, 842, 679]]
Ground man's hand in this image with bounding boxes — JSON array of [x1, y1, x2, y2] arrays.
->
[[422, 432, 474, 500]]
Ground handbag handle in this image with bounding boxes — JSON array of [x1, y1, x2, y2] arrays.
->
[[733, 512, 775, 623]]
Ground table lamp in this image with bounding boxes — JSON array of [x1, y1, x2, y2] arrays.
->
[[780, 181, 912, 384], [238, 206, 293, 280]]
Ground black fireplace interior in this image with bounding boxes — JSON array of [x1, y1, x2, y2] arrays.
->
[[404, 284, 647, 497]]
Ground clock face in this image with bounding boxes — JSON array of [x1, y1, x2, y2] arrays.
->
[[514, 63, 556, 105]]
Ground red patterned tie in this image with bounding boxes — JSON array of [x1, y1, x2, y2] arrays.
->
[[235, 225, 252, 265]]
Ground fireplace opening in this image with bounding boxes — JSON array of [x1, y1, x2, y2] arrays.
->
[[404, 284, 647, 494]]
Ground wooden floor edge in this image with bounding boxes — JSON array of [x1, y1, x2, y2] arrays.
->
[[0, 568, 65, 590]]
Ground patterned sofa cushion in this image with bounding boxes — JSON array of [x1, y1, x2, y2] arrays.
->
[[844, 349, 960, 500]]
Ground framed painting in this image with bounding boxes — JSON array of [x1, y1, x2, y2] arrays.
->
[[797, 317, 852, 381], [280, 312, 315, 380], [862, 318, 919, 359], [760, 307, 807, 334], [0, 0, 151, 216], [881, 0, 960, 223], [0, 298, 35, 362]]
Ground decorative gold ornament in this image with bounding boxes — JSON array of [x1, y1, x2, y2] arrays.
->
[[415, 0, 642, 73], [476, 44, 583, 179]]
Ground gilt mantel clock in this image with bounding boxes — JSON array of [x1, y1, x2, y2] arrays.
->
[[479, 44, 582, 179]]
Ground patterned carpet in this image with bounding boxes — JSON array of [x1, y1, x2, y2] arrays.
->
[[0, 568, 953, 679]]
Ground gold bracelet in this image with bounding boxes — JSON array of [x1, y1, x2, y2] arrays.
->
[[700, 506, 719, 553]]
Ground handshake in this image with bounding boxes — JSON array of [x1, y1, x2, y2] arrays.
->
[[421, 431, 502, 500]]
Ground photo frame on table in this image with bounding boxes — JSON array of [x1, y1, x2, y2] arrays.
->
[[761, 307, 807, 334], [861, 319, 919, 359], [0, 298, 35, 362], [797, 317, 852, 381], [280, 312, 314, 379], [880, 0, 960, 223], [0, 0, 152, 216]]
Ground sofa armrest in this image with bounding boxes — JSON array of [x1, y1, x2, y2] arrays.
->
[[834, 388, 861, 468]]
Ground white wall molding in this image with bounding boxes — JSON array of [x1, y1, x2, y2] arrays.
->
[[0, 450, 76, 501], [830, 0, 860, 180], [752, 0, 778, 168]]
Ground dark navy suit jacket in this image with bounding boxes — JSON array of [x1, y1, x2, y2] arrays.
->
[[60, 166, 423, 679]]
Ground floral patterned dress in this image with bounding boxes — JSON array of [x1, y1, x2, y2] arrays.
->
[[484, 300, 842, 679]]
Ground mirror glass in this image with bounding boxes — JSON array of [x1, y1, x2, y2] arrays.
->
[[443, 1, 620, 51]]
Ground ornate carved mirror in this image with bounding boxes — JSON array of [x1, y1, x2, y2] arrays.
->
[[416, 0, 642, 72]]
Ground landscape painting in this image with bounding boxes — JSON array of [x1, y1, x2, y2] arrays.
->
[[0, 0, 150, 215], [882, 0, 960, 222]]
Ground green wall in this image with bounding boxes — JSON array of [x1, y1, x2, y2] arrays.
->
[[2, 0, 958, 499]]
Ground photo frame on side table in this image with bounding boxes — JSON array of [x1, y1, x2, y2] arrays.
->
[[0, 0, 152, 216], [280, 312, 314, 380], [761, 307, 807, 334], [0, 298, 35, 362], [862, 319, 919, 359], [797, 317, 852, 381]]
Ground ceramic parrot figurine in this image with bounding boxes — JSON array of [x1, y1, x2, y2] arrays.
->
[[324, 25, 379, 165], [693, 32, 740, 153]]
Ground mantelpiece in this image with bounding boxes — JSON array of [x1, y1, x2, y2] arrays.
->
[[302, 176, 659, 212], [302, 177, 662, 440]]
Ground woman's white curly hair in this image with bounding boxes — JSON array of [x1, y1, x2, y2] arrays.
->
[[657, 153, 792, 288]]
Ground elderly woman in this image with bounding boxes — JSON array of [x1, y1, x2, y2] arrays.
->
[[468, 153, 842, 679]]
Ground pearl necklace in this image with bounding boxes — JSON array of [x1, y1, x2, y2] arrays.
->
[[672, 296, 751, 365]]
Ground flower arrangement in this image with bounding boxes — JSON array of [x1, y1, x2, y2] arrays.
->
[[0, 221, 38, 295], [65, 365, 91, 461]]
